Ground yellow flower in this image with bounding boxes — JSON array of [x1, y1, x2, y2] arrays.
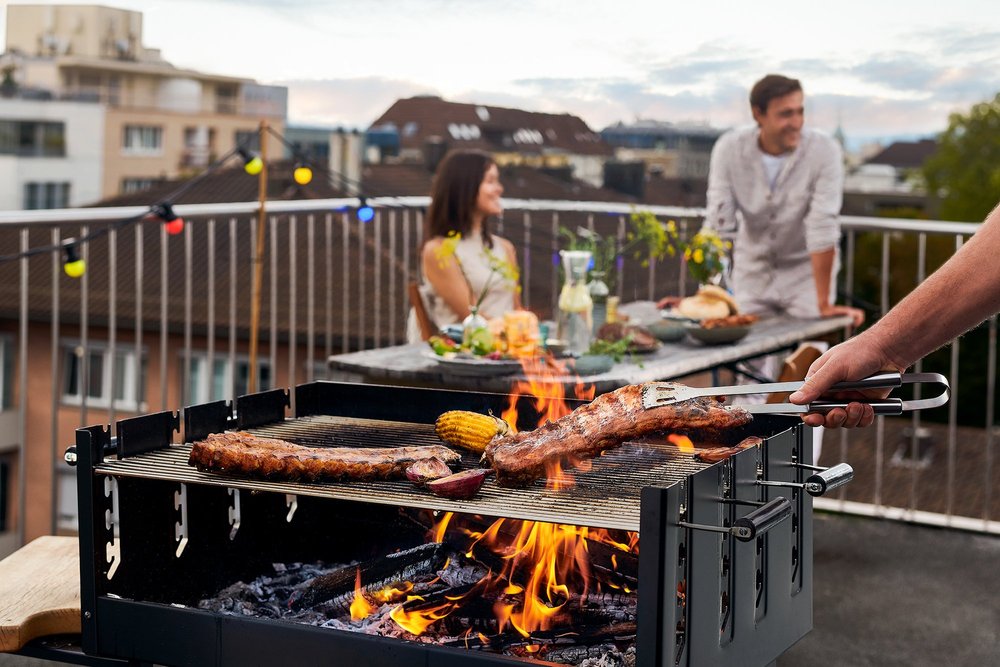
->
[[435, 230, 461, 268], [693, 248, 704, 264]]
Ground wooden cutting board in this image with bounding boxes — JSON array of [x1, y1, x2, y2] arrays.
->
[[0, 536, 81, 652]]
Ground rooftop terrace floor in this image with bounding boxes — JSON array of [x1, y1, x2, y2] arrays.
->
[[781, 512, 1000, 666]]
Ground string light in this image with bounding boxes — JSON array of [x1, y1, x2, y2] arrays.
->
[[63, 240, 85, 278], [357, 196, 375, 222], [238, 146, 263, 176], [293, 163, 313, 186], [152, 202, 185, 235]]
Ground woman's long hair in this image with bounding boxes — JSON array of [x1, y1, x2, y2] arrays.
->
[[425, 149, 495, 248]]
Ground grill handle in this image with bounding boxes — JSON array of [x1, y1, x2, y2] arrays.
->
[[806, 399, 903, 415], [64, 441, 118, 467], [732, 497, 791, 542], [804, 463, 854, 496]]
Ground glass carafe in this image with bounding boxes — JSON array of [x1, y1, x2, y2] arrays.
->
[[557, 250, 593, 355], [588, 270, 610, 336], [461, 305, 491, 354]]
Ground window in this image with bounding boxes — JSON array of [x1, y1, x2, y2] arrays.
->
[[121, 178, 163, 194], [184, 353, 271, 405], [0, 337, 13, 410], [23, 182, 70, 209], [122, 125, 162, 155], [0, 120, 66, 157], [62, 343, 147, 410]]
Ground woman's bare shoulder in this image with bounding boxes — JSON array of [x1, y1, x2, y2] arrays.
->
[[492, 235, 515, 253], [422, 237, 445, 257]]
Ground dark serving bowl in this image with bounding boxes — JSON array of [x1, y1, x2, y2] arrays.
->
[[684, 323, 752, 345]]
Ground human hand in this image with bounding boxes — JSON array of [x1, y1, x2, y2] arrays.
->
[[788, 335, 902, 429], [819, 304, 865, 328], [656, 295, 681, 310]]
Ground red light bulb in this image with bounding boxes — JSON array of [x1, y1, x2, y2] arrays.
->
[[164, 218, 185, 235]]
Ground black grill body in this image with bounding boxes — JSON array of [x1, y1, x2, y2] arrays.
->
[[75, 381, 814, 666]]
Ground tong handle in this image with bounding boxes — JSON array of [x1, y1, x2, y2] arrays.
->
[[806, 398, 903, 415], [826, 371, 902, 392], [732, 497, 791, 542]]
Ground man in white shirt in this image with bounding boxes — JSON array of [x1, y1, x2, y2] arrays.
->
[[704, 74, 864, 326], [704, 74, 864, 463]]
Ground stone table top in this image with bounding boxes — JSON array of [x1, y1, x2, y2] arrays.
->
[[329, 315, 854, 395]]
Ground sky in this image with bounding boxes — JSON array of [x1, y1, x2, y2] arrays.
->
[[3, 0, 1000, 150]]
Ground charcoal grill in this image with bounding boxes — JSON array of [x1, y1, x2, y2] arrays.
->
[[74, 381, 850, 666]]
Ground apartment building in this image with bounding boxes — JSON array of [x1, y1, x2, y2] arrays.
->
[[600, 119, 723, 180], [0, 97, 104, 209], [3, 3, 286, 201]]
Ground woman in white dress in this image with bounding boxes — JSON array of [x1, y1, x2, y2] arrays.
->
[[407, 150, 522, 343]]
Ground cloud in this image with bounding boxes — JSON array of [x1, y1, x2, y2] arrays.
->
[[279, 77, 437, 128]]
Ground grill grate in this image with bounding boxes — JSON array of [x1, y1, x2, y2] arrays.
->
[[94, 414, 710, 531]]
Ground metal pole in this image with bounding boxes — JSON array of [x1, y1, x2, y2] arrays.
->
[[18, 230, 28, 546], [248, 119, 268, 393]]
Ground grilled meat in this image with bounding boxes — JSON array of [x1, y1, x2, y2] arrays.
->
[[189, 431, 460, 482], [484, 383, 752, 487], [694, 436, 763, 463]]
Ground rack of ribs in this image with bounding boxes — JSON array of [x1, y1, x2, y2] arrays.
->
[[484, 383, 752, 487], [189, 431, 460, 482]]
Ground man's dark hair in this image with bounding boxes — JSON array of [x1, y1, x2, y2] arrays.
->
[[750, 74, 802, 114]]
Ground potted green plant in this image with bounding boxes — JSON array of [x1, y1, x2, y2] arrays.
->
[[683, 229, 731, 287]]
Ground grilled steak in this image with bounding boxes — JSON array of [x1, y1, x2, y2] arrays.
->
[[484, 383, 752, 487], [189, 431, 460, 482]]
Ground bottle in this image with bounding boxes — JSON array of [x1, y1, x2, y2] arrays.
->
[[557, 250, 593, 355], [588, 270, 610, 336]]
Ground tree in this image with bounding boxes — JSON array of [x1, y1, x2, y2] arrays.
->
[[923, 92, 1000, 222]]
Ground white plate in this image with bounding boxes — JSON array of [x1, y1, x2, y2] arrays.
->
[[425, 351, 525, 377]]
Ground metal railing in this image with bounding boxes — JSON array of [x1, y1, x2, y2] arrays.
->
[[0, 198, 996, 550]]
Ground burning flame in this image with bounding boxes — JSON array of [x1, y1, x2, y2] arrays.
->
[[499, 355, 596, 490], [372, 581, 414, 604], [350, 569, 416, 621], [409, 511, 641, 642], [389, 355, 643, 642], [389, 601, 456, 635], [668, 433, 695, 453], [349, 568, 376, 620]]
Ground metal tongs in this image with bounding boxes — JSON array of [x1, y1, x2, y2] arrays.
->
[[641, 371, 950, 415]]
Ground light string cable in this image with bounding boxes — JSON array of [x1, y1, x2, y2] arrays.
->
[[0, 144, 246, 269], [263, 125, 415, 213]]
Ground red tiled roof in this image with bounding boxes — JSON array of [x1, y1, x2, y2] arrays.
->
[[92, 160, 349, 207], [642, 175, 708, 208], [865, 139, 938, 169], [370, 96, 613, 157]]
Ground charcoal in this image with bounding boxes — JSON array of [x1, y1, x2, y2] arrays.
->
[[289, 542, 445, 610]]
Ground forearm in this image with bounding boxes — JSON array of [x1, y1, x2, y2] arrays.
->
[[810, 247, 836, 308], [863, 204, 1000, 368]]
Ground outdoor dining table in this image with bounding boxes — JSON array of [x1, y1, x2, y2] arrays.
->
[[327, 315, 855, 395]]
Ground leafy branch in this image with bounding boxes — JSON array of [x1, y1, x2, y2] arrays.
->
[[435, 231, 520, 310]]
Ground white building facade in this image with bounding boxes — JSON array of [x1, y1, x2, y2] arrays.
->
[[0, 98, 104, 210]]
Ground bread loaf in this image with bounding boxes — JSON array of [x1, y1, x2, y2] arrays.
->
[[677, 295, 731, 320]]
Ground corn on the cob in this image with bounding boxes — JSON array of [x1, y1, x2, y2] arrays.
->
[[434, 410, 510, 453]]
